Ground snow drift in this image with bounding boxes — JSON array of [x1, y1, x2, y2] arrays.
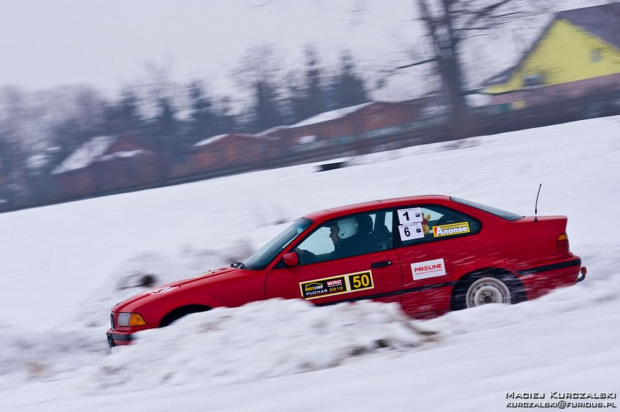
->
[[91, 299, 437, 391]]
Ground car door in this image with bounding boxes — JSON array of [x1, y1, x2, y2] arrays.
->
[[265, 210, 402, 306], [392, 204, 482, 318]]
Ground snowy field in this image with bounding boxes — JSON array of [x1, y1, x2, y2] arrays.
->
[[1, 116, 620, 411]]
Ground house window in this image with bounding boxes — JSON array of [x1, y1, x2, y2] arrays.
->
[[591, 49, 603, 63], [523, 73, 544, 88]]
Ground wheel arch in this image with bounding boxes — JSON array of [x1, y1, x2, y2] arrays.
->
[[450, 267, 526, 311], [159, 304, 212, 327]]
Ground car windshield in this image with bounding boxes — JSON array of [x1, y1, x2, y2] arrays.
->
[[452, 197, 523, 221], [244, 218, 313, 270]]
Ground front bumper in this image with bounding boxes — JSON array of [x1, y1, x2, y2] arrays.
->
[[106, 330, 133, 348]]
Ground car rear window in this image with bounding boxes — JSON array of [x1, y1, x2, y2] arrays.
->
[[451, 197, 523, 221], [395, 204, 481, 247]]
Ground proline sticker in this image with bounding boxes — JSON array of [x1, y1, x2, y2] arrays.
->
[[411, 258, 446, 280]]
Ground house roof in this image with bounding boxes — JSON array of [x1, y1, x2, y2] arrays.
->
[[290, 102, 373, 128], [195, 134, 228, 147], [483, 3, 620, 88], [558, 3, 620, 50], [256, 102, 375, 136], [52, 136, 117, 175], [194, 133, 259, 148], [52, 135, 154, 174]]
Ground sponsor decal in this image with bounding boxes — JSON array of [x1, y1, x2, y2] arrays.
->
[[300, 276, 347, 299], [411, 258, 446, 280], [304, 282, 324, 292], [397, 207, 423, 225], [299, 271, 374, 300], [348, 271, 374, 292], [398, 222, 424, 241], [326, 279, 343, 287], [433, 222, 470, 237]]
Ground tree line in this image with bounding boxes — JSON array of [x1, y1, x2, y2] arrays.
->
[[0, 45, 370, 204], [1, 0, 578, 207]]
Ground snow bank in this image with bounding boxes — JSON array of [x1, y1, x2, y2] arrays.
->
[[0, 324, 106, 390], [76, 248, 231, 329], [90, 299, 437, 391]]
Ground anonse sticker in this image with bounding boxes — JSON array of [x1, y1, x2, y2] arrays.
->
[[433, 222, 470, 237]]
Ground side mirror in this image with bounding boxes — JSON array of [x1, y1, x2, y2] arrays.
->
[[283, 251, 299, 267]]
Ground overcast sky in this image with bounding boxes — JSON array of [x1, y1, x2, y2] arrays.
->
[[0, 0, 608, 100], [0, 1, 422, 96]]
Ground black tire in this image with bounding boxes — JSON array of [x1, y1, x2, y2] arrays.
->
[[451, 271, 525, 311]]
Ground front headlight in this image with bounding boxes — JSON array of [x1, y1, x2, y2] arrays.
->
[[117, 312, 146, 327]]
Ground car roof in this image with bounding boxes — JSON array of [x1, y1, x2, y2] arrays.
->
[[304, 195, 452, 221]]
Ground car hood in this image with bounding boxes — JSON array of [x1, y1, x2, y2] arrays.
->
[[111, 266, 240, 312]]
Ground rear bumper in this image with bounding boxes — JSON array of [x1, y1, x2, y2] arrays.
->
[[516, 257, 581, 277], [106, 330, 133, 348], [516, 256, 583, 300]]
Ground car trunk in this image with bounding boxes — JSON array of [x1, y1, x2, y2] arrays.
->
[[505, 215, 572, 269]]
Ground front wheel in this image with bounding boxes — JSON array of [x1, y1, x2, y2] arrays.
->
[[465, 276, 511, 308]]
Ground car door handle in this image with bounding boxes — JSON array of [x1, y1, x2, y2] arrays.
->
[[371, 260, 392, 268]]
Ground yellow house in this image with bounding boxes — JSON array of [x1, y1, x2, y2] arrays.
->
[[483, 3, 620, 107]]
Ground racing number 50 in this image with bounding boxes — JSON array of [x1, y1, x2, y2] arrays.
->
[[349, 271, 373, 291]]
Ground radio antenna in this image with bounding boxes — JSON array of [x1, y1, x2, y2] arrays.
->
[[534, 184, 542, 222]]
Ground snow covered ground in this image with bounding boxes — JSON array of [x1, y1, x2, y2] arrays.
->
[[1, 116, 619, 411]]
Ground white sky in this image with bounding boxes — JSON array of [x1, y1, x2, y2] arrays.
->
[[0, 0, 608, 99], [0, 0, 420, 96]]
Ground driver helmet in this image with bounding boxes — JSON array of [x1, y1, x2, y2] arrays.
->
[[337, 218, 358, 240]]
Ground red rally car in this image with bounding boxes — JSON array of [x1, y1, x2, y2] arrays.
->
[[107, 195, 586, 347]]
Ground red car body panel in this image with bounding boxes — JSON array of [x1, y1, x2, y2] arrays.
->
[[107, 195, 583, 346]]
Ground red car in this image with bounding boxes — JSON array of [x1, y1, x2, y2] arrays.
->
[[107, 195, 586, 347]]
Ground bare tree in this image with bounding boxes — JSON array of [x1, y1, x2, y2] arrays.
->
[[414, 0, 554, 120], [373, 0, 558, 126], [232, 45, 285, 132]]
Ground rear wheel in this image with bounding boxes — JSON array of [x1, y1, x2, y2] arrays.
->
[[465, 277, 511, 308], [451, 270, 525, 311]]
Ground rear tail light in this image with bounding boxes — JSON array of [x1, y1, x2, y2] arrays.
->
[[557, 233, 569, 252]]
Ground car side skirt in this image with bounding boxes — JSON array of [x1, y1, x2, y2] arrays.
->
[[315, 281, 457, 306]]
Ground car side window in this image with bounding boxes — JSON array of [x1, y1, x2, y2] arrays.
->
[[295, 210, 394, 265], [394, 204, 481, 247]]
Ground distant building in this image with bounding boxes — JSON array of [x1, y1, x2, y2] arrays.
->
[[52, 135, 163, 199], [483, 3, 620, 108], [259, 100, 440, 156], [170, 133, 268, 179]]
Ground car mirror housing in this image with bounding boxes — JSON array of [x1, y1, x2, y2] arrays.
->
[[283, 252, 299, 267]]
